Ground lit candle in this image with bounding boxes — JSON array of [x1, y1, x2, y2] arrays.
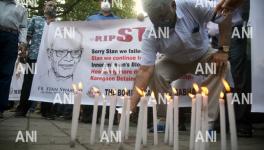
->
[[172, 87, 179, 150], [164, 94, 170, 144], [90, 87, 100, 145], [118, 94, 127, 142], [222, 79, 237, 150], [125, 94, 131, 140], [193, 83, 202, 150], [219, 92, 227, 150], [188, 93, 196, 150], [201, 87, 209, 150], [99, 94, 106, 137], [70, 82, 83, 147], [142, 100, 148, 146], [135, 87, 147, 150], [108, 89, 117, 139], [150, 92, 158, 145]]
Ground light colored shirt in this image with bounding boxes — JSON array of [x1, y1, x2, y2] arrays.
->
[[0, 0, 27, 43], [140, 0, 223, 65]]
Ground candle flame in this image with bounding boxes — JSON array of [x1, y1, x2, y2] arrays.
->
[[201, 87, 209, 95], [135, 86, 144, 96], [151, 91, 155, 98], [222, 79, 231, 92], [92, 87, 99, 93], [165, 93, 172, 102], [113, 89, 117, 95], [72, 84, 77, 92], [78, 82, 83, 90], [220, 92, 224, 99], [193, 83, 199, 93], [172, 87, 177, 95], [124, 88, 128, 96], [188, 93, 195, 99]]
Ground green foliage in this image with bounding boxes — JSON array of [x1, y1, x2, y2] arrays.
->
[[26, 0, 136, 20]]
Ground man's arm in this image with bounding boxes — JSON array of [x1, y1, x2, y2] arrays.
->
[[211, 14, 232, 74], [130, 65, 154, 112], [216, 0, 244, 14]]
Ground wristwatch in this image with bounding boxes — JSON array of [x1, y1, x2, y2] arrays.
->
[[219, 45, 230, 53]]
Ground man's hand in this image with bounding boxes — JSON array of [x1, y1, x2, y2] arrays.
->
[[18, 43, 27, 63], [211, 51, 228, 75], [216, 0, 243, 15], [130, 65, 154, 113]]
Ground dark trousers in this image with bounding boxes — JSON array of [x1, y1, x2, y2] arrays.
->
[[0, 31, 18, 113], [16, 59, 37, 114], [229, 26, 252, 129]]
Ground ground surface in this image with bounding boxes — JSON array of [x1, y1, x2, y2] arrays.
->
[[0, 111, 264, 150]]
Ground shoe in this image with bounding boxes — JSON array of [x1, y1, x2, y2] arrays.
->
[[0, 112, 3, 118]]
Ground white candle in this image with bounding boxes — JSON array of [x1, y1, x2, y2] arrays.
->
[[201, 87, 209, 150], [194, 93, 202, 150], [219, 92, 227, 150], [227, 92, 237, 150], [142, 100, 148, 146], [193, 83, 202, 150], [169, 97, 174, 146], [90, 87, 99, 145], [108, 90, 117, 139], [118, 96, 127, 142], [99, 95, 106, 137], [222, 79, 237, 150], [70, 83, 83, 146], [189, 94, 196, 150], [151, 92, 158, 145], [172, 87, 179, 150], [135, 88, 147, 150], [125, 97, 131, 140], [164, 94, 170, 144]]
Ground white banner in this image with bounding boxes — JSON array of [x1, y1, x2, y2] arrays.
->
[[28, 19, 206, 106], [29, 19, 151, 105], [9, 62, 24, 100]]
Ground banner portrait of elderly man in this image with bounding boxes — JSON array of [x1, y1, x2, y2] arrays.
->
[[130, 0, 234, 130], [46, 27, 83, 81]]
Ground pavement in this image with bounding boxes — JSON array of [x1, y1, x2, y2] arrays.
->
[[0, 111, 264, 150]]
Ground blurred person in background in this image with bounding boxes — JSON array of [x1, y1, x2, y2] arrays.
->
[[82, 0, 120, 123], [0, 0, 27, 118], [15, 1, 57, 118]]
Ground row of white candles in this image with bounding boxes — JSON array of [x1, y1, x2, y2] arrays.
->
[[70, 79, 237, 150], [189, 80, 237, 150]]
